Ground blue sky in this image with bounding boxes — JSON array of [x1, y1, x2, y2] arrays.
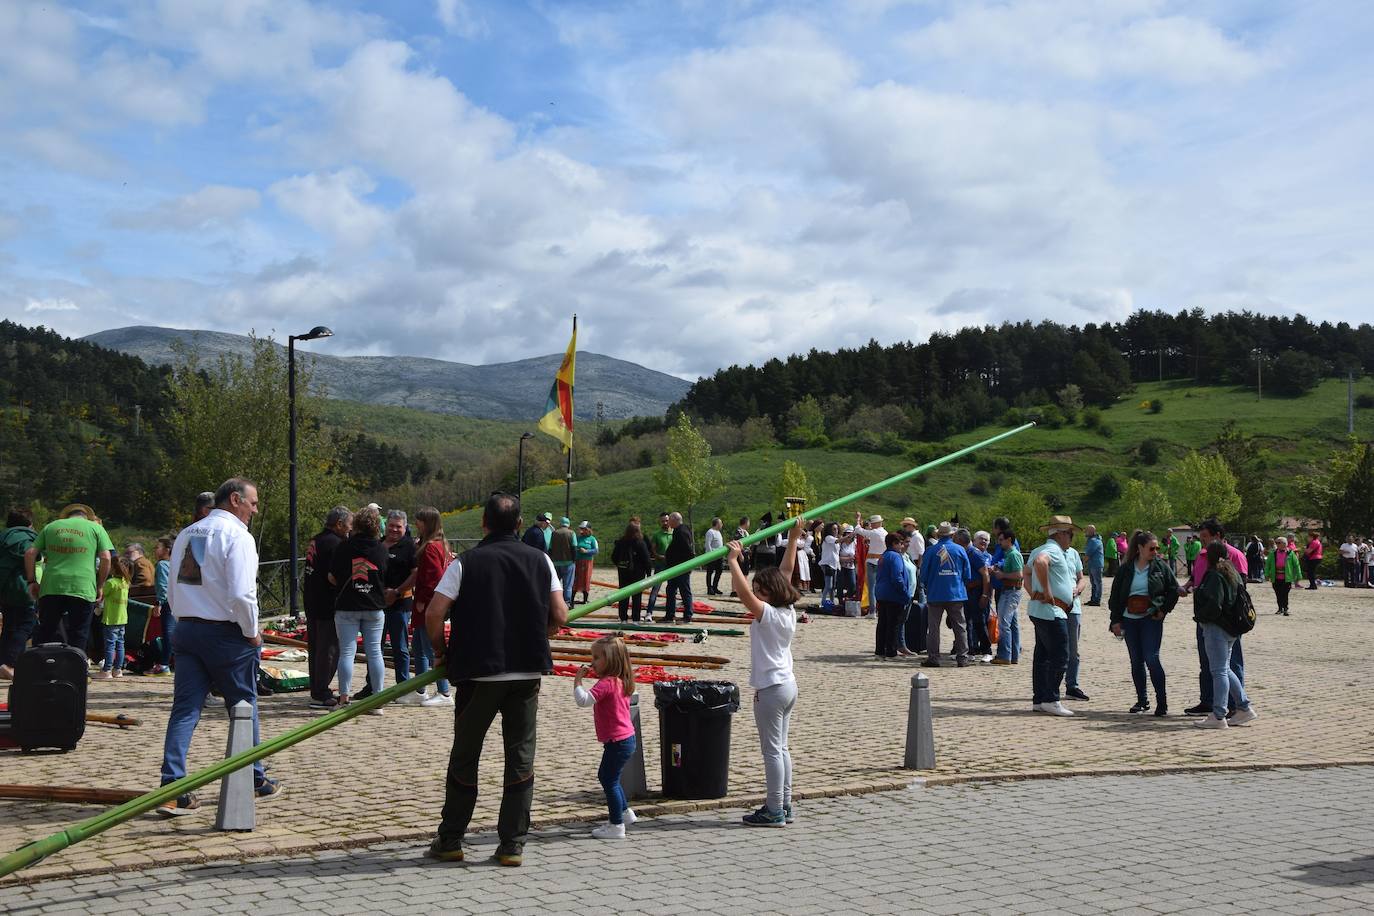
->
[[1, 1, 1370, 377]]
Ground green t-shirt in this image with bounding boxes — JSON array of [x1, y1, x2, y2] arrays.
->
[[1103, 538, 1117, 561], [650, 529, 673, 565], [1185, 540, 1201, 562], [1002, 548, 1024, 576], [1166, 536, 1180, 561], [32, 517, 114, 602], [102, 577, 130, 626]]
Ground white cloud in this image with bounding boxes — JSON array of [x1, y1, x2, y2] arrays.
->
[[904, 1, 1268, 86], [111, 185, 262, 231], [25, 296, 79, 312], [269, 169, 389, 249], [435, 0, 486, 39]]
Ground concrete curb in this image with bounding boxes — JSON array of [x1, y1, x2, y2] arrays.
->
[[6, 759, 1372, 886]]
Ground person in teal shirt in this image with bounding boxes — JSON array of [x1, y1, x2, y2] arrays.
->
[[1025, 516, 1080, 717], [574, 522, 599, 606]]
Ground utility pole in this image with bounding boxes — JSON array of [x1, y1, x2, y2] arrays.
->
[[1351, 371, 1357, 435]]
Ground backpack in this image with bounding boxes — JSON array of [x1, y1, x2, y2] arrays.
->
[[1219, 578, 1257, 637], [0, 528, 36, 607]]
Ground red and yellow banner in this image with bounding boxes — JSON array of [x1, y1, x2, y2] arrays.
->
[[537, 323, 576, 451]]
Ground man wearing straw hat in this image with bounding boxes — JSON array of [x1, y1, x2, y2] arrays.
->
[[1025, 515, 1080, 717], [24, 503, 114, 652]]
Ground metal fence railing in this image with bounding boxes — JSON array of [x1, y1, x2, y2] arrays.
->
[[257, 540, 484, 615]]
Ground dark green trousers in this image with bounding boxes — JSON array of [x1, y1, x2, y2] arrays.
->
[[438, 678, 541, 850]]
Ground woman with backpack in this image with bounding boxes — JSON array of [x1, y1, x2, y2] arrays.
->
[[611, 521, 652, 622], [1107, 530, 1179, 716], [1192, 542, 1259, 729]]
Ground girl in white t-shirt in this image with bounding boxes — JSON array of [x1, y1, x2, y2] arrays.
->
[[726, 517, 802, 828]]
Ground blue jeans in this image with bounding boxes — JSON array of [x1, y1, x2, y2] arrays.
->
[[865, 563, 880, 613], [996, 589, 1022, 662], [1200, 623, 1250, 720], [1121, 616, 1166, 705], [820, 565, 837, 605], [410, 622, 450, 695], [598, 735, 637, 825], [664, 572, 693, 622], [335, 610, 385, 699], [1030, 616, 1069, 705], [158, 604, 176, 668], [1195, 623, 1244, 707], [557, 564, 575, 604], [0, 601, 36, 667], [160, 618, 265, 785], [1066, 614, 1082, 689], [646, 562, 667, 612], [102, 623, 126, 671], [1088, 565, 1103, 604], [366, 606, 411, 694]]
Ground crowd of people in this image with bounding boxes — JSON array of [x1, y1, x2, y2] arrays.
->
[[3, 481, 1372, 864]]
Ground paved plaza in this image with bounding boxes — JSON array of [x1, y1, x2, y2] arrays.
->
[[4, 766, 1374, 914], [1, 576, 1372, 890]]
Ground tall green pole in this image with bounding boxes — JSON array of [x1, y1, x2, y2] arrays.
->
[[0, 422, 1031, 880], [567, 422, 1035, 622]]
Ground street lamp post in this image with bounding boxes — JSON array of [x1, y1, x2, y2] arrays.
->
[[288, 326, 333, 618], [517, 432, 534, 501]]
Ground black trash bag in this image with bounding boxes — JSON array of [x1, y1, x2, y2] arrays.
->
[[653, 680, 740, 715]]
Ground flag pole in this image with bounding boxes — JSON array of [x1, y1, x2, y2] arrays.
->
[[564, 314, 576, 519]]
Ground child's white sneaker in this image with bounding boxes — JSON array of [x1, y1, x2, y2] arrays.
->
[[621, 808, 637, 826], [591, 822, 626, 840]]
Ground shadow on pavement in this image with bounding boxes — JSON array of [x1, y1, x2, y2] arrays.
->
[[1290, 855, 1374, 886]]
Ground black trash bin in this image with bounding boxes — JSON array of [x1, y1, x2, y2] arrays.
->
[[653, 680, 740, 799]]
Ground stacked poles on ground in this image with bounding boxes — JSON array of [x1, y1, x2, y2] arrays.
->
[[0, 421, 1033, 880]]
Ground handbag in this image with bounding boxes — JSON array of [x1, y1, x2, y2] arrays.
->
[[987, 606, 1000, 643], [1126, 595, 1152, 614], [843, 600, 861, 617]]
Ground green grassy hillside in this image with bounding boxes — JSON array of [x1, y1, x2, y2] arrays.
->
[[318, 399, 532, 467], [442, 377, 1374, 542]]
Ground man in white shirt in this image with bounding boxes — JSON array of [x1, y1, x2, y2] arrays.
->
[[157, 478, 278, 817], [704, 517, 725, 595], [1339, 537, 1358, 587], [855, 513, 888, 616]]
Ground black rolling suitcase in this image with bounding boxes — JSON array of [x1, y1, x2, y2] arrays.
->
[[8, 643, 88, 752]]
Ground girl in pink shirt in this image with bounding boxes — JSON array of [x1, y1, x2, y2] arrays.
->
[[574, 636, 638, 839]]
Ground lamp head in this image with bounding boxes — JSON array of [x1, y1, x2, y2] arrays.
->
[[520, 432, 534, 440], [303, 325, 333, 341]]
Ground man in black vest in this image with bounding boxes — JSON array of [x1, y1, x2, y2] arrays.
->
[[424, 492, 568, 867]]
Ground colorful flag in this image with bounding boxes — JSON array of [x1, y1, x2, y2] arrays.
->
[[537, 322, 576, 451]]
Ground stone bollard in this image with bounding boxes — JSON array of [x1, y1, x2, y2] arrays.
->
[[903, 673, 936, 770], [215, 700, 256, 832], [622, 692, 649, 800]]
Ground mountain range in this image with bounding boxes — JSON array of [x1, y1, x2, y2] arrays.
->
[[83, 326, 691, 421]]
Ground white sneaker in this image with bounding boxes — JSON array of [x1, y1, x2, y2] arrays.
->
[[591, 822, 625, 840], [422, 693, 455, 708], [622, 808, 637, 827], [1194, 714, 1228, 729], [1229, 707, 1258, 726], [1040, 701, 1075, 717], [366, 707, 385, 716], [396, 691, 428, 706]]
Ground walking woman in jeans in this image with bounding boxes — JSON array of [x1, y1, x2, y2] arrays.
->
[[1108, 530, 1179, 716], [329, 505, 389, 712], [1192, 543, 1259, 729]]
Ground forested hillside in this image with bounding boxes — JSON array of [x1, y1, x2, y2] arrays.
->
[[678, 310, 1374, 442]]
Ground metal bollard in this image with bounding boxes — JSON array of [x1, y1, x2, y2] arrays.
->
[[903, 673, 936, 770], [215, 700, 256, 831], [622, 692, 650, 800]]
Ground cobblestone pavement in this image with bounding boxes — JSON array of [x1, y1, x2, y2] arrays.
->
[[2, 576, 1371, 883], [4, 766, 1373, 914]]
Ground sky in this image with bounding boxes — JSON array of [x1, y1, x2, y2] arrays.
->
[[1, 1, 1370, 379]]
